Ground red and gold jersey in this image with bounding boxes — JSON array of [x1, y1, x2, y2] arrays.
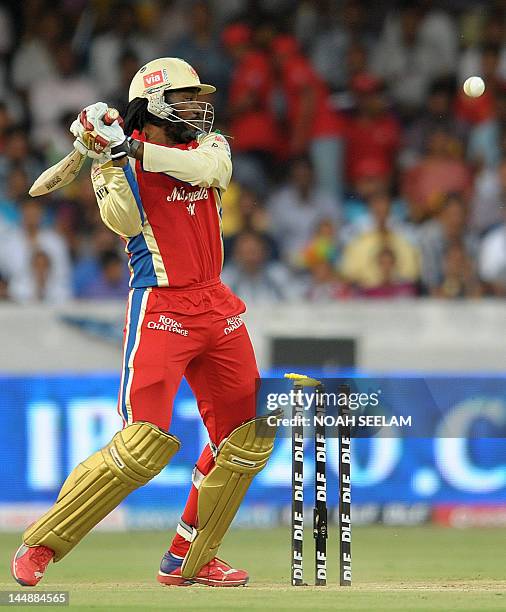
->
[[91, 130, 232, 288]]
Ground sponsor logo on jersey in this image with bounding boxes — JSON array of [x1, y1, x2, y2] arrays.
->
[[223, 316, 244, 335], [147, 315, 189, 336], [166, 186, 209, 215]]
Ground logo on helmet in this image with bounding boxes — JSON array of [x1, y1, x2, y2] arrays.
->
[[143, 70, 164, 88]]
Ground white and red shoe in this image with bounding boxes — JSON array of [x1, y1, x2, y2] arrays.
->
[[157, 555, 249, 587], [11, 544, 54, 587]]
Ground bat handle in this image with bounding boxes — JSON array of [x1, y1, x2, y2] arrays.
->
[[103, 108, 120, 126]]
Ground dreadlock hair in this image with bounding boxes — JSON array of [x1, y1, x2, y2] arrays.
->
[[123, 98, 166, 136], [123, 97, 197, 143]]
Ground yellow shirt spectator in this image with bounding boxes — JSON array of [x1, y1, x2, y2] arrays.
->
[[341, 230, 420, 288]]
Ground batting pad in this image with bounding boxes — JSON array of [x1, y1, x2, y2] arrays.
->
[[181, 415, 277, 578], [24, 422, 180, 561]]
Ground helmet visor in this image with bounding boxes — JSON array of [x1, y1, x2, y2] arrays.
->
[[164, 100, 215, 135]]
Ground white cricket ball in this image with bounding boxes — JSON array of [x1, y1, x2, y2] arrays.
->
[[463, 76, 485, 98]]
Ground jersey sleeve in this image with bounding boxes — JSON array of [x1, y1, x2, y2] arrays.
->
[[142, 132, 232, 191], [90, 160, 144, 238]]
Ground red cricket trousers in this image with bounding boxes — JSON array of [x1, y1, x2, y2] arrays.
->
[[117, 278, 259, 557]]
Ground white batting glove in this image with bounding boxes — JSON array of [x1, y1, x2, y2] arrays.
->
[[70, 117, 109, 160], [93, 114, 128, 159], [70, 103, 127, 160], [70, 102, 113, 159]]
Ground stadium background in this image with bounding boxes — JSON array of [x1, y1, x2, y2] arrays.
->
[[0, 0, 506, 535]]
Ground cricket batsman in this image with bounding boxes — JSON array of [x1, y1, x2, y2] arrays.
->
[[11, 58, 277, 588]]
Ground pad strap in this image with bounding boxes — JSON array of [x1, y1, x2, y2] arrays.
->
[[176, 520, 197, 542]]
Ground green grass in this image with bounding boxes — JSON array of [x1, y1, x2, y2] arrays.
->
[[1, 527, 505, 610]]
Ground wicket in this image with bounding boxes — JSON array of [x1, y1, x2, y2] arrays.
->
[[285, 373, 352, 587]]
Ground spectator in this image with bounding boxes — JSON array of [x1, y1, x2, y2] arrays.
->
[[0, 127, 42, 199], [372, 4, 456, 115], [152, 0, 191, 52], [433, 242, 483, 299], [168, 1, 228, 112], [456, 42, 503, 168], [417, 193, 479, 292], [344, 73, 400, 192], [340, 193, 420, 289], [0, 166, 31, 227], [267, 156, 339, 268], [271, 34, 344, 198], [0, 199, 71, 303], [222, 23, 280, 188], [345, 191, 413, 245], [301, 218, 350, 301], [55, 173, 104, 249], [401, 78, 466, 169], [11, 13, 60, 96], [29, 41, 99, 148], [401, 129, 472, 222], [311, 0, 372, 92], [108, 51, 142, 118], [31, 249, 53, 302], [305, 260, 352, 302], [73, 226, 124, 297], [458, 12, 506, 83], [345, 41, 370, 87], [221, 230, 295, 303], [360, 247, 418, 298], [88, 1, 159, 98], [0, 102, 13, 153], [80, 250, 130, 299], [471, 157, 506, 235], [479, 208, 506, 296], [0, 7, 20, 120], [343, 157, 394, 225], [300, 218, 340, 269], [222, 184, 278, 263], [496, 86, 506, 159]]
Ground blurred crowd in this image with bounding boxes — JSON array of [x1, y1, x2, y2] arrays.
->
[[1, 0, 506, 304]]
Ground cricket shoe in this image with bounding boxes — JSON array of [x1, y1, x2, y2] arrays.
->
[[11, 544, 54, 586], [157, 553, 249, 587]]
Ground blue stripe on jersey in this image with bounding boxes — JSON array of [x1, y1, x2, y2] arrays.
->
[[123, 163, 145, 225], [127, 233, 158, 287], [122, 162, 158, 287], [120, 288, 146, 423]]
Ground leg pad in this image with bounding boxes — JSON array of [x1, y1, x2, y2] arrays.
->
[[24, 422, 180, 561], [181, 415, 277, 578]]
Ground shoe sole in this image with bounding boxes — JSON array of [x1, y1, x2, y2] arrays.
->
[[157, 572, 248, 588], [157, 573, 193, 587], [11, 544, 35, 587]]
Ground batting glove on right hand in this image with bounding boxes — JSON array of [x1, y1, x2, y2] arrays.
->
[[92, 112, 129, 160], [70, 102, 126, 159]]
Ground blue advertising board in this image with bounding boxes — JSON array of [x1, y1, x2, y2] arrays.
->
[[1, 372, 505, 516]]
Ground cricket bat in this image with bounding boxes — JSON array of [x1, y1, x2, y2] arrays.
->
[[29, 108, 119, 197]]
